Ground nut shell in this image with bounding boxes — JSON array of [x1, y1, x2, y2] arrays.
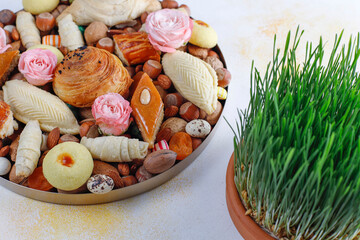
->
[[93, 160, 123, 189], [216, 68, 232, 88], [160, 117, 187, 138], [96, 37, 114, 53], [84, 21, 108, 46], [143, 60, 162, 79], [205, 56, 224, 70], [135, 165, 152, 182], [179, 102, 200, 121], [144, 149, 177, 174], [164, 93, 183, 108], [205, 101, 223, 125], [36, 12, 56, 32]]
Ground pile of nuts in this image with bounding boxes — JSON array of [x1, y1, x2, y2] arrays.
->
[[0, 0, 231, 194]]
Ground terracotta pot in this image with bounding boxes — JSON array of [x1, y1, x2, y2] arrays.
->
[[226, 153, 275, 240]]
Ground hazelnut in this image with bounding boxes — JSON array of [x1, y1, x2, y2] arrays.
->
[[188, 44, 209, 59], [179, 102, 200, 121], [143, 60, 162, 79], [0, 10, 16, 25], [199, 109, 207, 119], [84, 21, 108, 46], [36, 12, 56, 32], [205, 101, 223, 125], [165, 105, 179, 118], [125, 66, 136, 78], [161, 0, 179, 9], [155, 85, 167, 100], [58, 134, 80, 143], [216, 68, 232, 88], [135, 64, 143, 73], [164, 93, 183, 108], [205, 56, 224, 70], [96, 37, 114, 53]]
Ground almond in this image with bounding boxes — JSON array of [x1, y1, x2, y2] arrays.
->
[[164, 105, 178, 118], [155, 85, 167, 100], [179, 102, 200, 121], [86, 125, 100, 138], [122, 175, 138, 187], [47, 127, 60, 149], [58, 134, 79, 143], [143, 60, 162, 79], [140, 12, 148, 24], [164, 93, 183, 108], [117, 163, 130, 176], [156, 127, 172, 143], [205, 56, 224, 70], [38, 150, 49, 166], [144, 149, 177, 174], [216, 68, 232, 88], [0, 146, 9, 157], [135, 165, 153, 182], [157, 74, 172, 90], [129, 163, 138, 175], [11, 28, 19, 41], [93, 160, 124, 188], [135, 64, 143, 73]]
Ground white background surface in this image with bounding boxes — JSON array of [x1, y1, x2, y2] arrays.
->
[[1, 0, 360, 239]]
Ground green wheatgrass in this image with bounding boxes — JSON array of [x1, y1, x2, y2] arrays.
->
[[228, 28, 360, 239]]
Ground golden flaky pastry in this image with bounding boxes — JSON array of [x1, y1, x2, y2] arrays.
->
[[57, 0, 161, 27], [0, 101, 17, 139], [162, 51, 218, 114], [3, 80, 79, 134], [53, 46, 132, 107]]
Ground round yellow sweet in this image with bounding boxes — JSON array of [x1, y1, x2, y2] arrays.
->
[[43, 142, 94, 191], [22, 0, 59, 15], [189, 20, 218, 49], [28, 44, 64, 63]]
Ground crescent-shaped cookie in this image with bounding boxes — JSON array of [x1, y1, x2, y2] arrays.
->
[[162, 51, 218, 114], [3, 80, 79, 134]]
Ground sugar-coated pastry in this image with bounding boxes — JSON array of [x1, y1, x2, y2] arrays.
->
[[80, 136, 149, 162], [131, 73, 164, 148], [57, 0, 161, 27], [3, 80, 79, 134], [189, 20, 218, 49], [57, 14, 85, 51], [0, 50, 20, 86], [43, 142, 94, 191], [113, 32, 160, 66], [16, 11, 41, 49], [162, 51, 218, 115], [15, 120, 42, 177], [0, 101, 17, 139], [53, 46, 132, 107]]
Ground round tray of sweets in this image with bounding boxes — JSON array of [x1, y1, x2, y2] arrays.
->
[[0, 0, 231, 204]]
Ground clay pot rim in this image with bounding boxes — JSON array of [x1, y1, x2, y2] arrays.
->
[[225, 153, 276, 240]]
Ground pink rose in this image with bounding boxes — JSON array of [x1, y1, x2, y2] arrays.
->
[[145, 9, 193, 53], [18, 48, 57, 86], [92, 93, 133, 136], [0, 27, 11, 54]]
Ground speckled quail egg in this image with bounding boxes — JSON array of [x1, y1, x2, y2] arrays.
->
[[185, 119, 211, 138], [87, 174, 114, 194]]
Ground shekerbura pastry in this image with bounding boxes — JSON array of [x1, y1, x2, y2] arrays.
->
[[3, 80, 79, 134], [43, 142, 94, 191], [53, 46, 132, 107], [162, 51, 218, 114]]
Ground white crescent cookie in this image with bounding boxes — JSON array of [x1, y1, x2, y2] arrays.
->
[[3, 80, 80, 134], [162, 51, 218, 115]]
